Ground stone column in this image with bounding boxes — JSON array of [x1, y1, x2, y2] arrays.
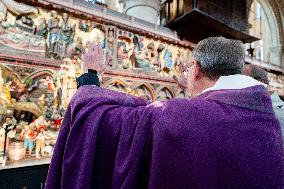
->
[[0, 66, 4, 96], [105, 0, 117, 11], [122, 0, 160, 24], [270, 46, 282, 66], [282, 46, 284, 69]]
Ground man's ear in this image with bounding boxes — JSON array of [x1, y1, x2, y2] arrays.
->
[[192, 60, 204, 80]]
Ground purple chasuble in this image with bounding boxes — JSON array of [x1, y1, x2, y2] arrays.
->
[[46, 85, 283, 189]]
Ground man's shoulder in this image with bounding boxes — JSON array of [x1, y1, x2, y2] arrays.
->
[[167, 97, 216, 108], [150, 97, 217, 117]]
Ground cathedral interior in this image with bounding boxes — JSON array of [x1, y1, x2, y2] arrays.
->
[[0, 0, 283, 188]]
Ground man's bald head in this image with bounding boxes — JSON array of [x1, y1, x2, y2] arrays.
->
[[243, 64, 269, 85]]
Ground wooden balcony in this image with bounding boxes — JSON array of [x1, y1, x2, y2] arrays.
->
[[161, 0, 259, 43]]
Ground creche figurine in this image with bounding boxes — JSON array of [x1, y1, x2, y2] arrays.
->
[[43, 142, 53, 157], [36, 17, 48, 38], [34, 125, 46, 158], [34, 115, 49, 130], [107, 28, 115, 64], [48, 10, 60, 59], [79, 20, 90, 32], [60, 13, 75, 59], [51, 110, 62, 129], [20, 124, 34, 156]]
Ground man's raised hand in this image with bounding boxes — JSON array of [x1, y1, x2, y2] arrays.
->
[[83, 41, 111, 73]]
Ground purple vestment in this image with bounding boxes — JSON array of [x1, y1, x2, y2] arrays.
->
[[46, 85, 283, 189]]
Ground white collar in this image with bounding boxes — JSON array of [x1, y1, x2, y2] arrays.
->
[[200, 74, 267, 94]]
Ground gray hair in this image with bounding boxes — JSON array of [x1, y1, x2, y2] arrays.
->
[[192, 37, 245, 79], [244, 64, 269, 84]]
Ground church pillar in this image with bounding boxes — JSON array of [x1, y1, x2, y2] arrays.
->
[[270, 45, 282, 66], [122, 0, 160, 24], [0, 66, 4, 95], [105, 0, 117, 11]]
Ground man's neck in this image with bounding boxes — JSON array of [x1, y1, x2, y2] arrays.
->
[[192, 78, 217, 97]]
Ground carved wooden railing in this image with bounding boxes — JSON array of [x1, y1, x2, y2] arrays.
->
[[245, 56, 284, 74]]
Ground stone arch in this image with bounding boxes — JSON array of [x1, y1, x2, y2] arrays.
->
[[7, 102, 42, 118], [156, 86, 175, 101], [0, 64, 22, 82], [176, 90, 187, 99], [102, 78, 129, 93], [131, 82, 156, 101], [247, 0, 283, 66], [0, 64, 14, 72], [24, 70, 54, 82]]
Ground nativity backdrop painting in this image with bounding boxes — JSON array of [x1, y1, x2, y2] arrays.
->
[[0, 0, 191, 164]]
